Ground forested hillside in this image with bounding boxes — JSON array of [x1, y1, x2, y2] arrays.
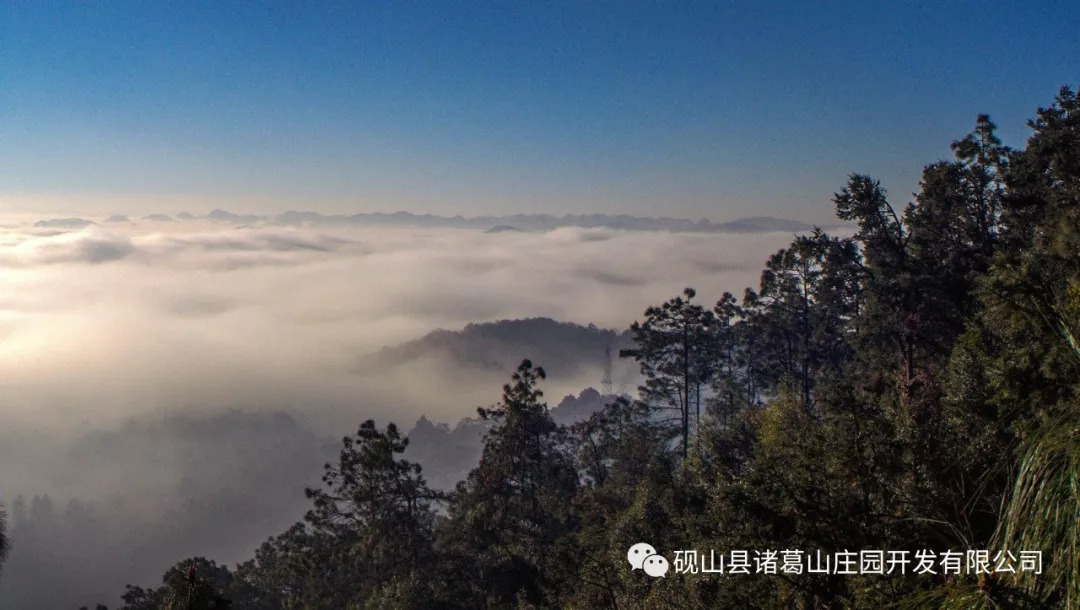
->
[[371, 318, 635, 381], [27, 87, 1080, 608]]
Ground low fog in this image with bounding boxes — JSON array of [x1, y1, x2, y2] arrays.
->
[[0, 215, 800, 607]]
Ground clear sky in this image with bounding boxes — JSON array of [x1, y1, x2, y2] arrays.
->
[[1, 1, 1076, 221]]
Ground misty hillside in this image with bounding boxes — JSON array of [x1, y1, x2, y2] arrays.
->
[[405, 387, 620, 490], [373, 317, 635, 379], [0, 411, 335, 609], [484, 224, 526, 233], [33, 217, 96, 229]]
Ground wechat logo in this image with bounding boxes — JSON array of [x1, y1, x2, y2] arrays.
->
[[627, 542, 669, 577]]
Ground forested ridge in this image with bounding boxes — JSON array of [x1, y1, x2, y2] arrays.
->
[[12, 87, 1080, 608]]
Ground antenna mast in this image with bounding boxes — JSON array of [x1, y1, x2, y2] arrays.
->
[[601, 343, 614, 395]]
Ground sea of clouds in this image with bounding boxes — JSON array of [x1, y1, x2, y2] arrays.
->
[[0, 215, 802, 607]]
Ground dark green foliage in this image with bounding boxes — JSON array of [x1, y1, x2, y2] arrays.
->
[[740, 229, 861, 413], [299, 420, 442, 608], [621, 288, 719, 457], [120, 557, 255, 610], [440, 360, 580, 607]]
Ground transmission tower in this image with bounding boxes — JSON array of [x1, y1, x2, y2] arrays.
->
[[601, 343, 614, 395]]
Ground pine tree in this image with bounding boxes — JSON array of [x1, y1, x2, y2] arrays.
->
[[621, 288, 719, 458], [301, 420, 443, 608], [441, 360, 579, 607]]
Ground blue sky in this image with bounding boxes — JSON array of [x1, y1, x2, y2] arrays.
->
[[0, 1, 1076, 221]]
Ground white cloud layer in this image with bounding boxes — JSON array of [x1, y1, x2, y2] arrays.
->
[[0, 220, 798, 431], [0, 216, 806, 607]]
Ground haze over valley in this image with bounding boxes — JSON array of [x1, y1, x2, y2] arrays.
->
[[0, 212, 802, 606]]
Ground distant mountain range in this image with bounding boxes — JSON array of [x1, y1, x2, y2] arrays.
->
[[269, 211, 821, 233], [34, 210, 829, 234]]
